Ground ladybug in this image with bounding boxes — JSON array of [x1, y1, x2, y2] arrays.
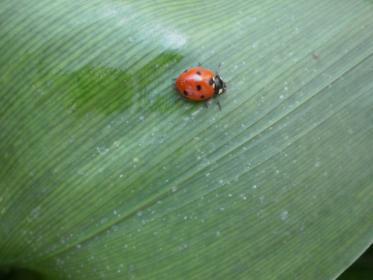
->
[[175, 66, 226, 109]]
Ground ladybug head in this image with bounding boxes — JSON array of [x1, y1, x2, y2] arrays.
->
[[214, 74, 226, 96]]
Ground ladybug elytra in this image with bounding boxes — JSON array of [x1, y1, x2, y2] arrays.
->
[[175, 66, 226, 109]]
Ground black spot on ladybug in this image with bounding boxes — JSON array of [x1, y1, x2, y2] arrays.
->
[[183, 90, 188, 96], [200, 95, 205, 99], [209, 78, 214, 85], [196, 85, 202, 91], [183, 69, 188, 73], [196, 71, 201, 75]]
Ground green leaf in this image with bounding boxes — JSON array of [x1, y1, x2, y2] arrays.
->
[[1, 0, 372, 279]]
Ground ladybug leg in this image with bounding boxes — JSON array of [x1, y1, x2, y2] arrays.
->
[[216, 98, 222, 111], [204, 101, 209, 109]]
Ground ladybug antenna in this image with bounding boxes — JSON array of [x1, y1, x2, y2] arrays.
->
[[216, 63, 223, 75]]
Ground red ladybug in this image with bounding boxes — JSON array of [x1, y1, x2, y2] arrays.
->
[[175, 66, 226, 109]]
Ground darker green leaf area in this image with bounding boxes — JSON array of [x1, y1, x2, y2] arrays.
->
[[32, 51, 184, 117], [0, 267, 45, 280]]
